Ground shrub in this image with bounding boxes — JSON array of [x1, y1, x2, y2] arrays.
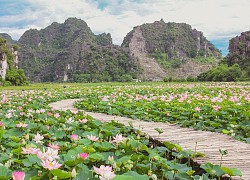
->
[[5, 69, 27, 85], [197, 64, 242, 82]]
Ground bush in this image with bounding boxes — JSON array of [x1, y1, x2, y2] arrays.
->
[[163, 76, 173, 82], [3, 81, 12, 87], [186, 76, 197, 82], [197, 64, 242, 82], [5, 69, 27, 85]]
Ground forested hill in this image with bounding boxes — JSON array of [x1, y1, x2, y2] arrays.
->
[[17, 18, 139, 82]]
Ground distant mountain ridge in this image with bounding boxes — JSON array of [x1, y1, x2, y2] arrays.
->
[[2, 18, 222, 82], [0, 33, 17, 44]]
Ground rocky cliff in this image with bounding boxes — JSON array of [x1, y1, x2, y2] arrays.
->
[[122, 20, 221, 80], [224, 31, 250, 77], [0, 35, 19, 80], [126, 27, 166, 80], [18, 18, 138, 82], [0, 48, 8, 79]]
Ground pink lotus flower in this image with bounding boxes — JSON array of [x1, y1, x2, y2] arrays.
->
[[41, 159, 62, 170], [37, 147, 60, 161], [47, 112, 52, 116], [54, 113, 60, 118], [112, 134, 125, 144], [21, 147, 40, 155], [79, 153, 88, 160], [2, 94, 7, 103], [48, 143, 60, 150], [86, 134, 99, 142], [46, 125, 50, 130], [71, 134, 79, 141], [0, 122, 4, 127], [20, 112, 24, 116], [33, 133, 44, 144], [12, 171, 25, 180], [212, 105, 221, 111], [71, 110, 78, 114], [79, 119, 88, 123], [195, 107, 201, 112], [101, 96, 109, 102], [17, 106, 22, 110], [229, 96, 239, 103], [5, 113, 12, 119], [16, 122, 28, 128], [40, 109, 45, 113], [94, 165, 116, 180]]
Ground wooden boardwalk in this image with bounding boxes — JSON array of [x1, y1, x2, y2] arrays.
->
[[49, 99, 250, 180]]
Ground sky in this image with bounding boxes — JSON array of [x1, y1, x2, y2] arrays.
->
[[0, 0, 250, 56]]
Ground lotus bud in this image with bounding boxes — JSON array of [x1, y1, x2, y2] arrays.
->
[[38, 170, 42, 177], [151, 174, 158, 180], [72, 167, 77, 177], [137, 134, 140, 139], [21, 139, 26, 145], [108, 155, 114, 162], [24, 134, 29, 140]]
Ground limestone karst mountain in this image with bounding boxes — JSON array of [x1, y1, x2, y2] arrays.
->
[[2, 18, 223, 82], [122, 20, 221, 80]]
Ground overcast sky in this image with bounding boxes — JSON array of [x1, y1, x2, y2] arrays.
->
[[0, 0, 250, 56]]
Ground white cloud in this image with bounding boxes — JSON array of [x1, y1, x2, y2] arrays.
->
[[0, 0, 250, 54]]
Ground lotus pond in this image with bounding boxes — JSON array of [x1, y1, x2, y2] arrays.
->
[[0, 82, 246, 179]]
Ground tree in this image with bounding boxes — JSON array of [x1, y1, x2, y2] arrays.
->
[[6, 69, 27, 85]]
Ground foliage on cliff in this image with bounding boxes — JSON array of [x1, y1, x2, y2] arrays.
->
[[122, 20, 221, 80], [0, 38, 27, 85], [0, 33, 17, 44], [197, 64, 242, 82], [199, 30, 250, 82], [123, 19, 221, 60], [18, 18, 139, 82], [223, 31, 250, 78]]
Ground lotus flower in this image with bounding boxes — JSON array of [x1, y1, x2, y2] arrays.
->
[[41, 159, 62, 170], [2, 94, 7, 103], [79, 152, 88, 160], [112, 134, 125, 144], [12, 171, 25, 180], [71, 134, 79, 141], [54, 113, 60, 118], [86, 134, 99, 142], [94, 165, 116, 180], [33, 133, 44, 144]]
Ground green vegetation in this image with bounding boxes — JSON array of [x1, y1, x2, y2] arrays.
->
[[75, 82, 250, 144], [0, 38, 27, 86], [6, 69, 27, 85], [152, 50, 183, 69], [18, 18, 139, 82], [198, 30, 250, 82], [0, 83, 243, 179], [153, 50, 218, 69], [137, 20, 221, 59], [197, 64, 242, 82]]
